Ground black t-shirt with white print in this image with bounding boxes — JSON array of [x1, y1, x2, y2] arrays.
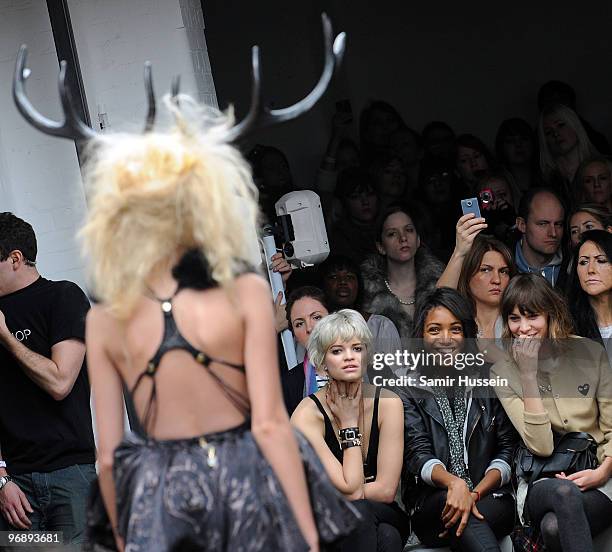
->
[[0, 277, 95, 475]]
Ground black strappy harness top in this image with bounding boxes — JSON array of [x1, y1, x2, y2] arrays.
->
[[124, 292, 250, 436]]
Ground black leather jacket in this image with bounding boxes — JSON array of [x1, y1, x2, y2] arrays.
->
[[397, 376, 518, 512]]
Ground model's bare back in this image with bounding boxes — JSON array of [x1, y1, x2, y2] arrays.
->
[[106, 284, 250, 439]]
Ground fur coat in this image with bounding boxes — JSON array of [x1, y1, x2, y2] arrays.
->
[[361, 247, 444, 346]]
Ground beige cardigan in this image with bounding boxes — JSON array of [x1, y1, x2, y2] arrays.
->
[[491, 337, 612, 463]]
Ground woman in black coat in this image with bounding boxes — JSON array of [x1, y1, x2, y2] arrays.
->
[[397, 288, 517, 551]]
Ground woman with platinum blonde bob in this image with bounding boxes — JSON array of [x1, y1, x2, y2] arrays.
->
[[79, 95, 360, 551], [291, 309, 409, 552]]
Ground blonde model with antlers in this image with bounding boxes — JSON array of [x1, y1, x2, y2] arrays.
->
[[13, 14, 360, 552]]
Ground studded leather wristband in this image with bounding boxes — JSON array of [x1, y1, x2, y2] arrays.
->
[[341, 438, 362, 450], [338, 427, 361, 441]]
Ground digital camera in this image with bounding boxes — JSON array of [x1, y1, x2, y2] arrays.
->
[[478, 188, 495, 210]]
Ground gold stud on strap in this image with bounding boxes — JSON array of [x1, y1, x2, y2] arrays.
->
[[207, 446, 218, 469], [146, 362, 156, 374], [198, 437, 218, 468]]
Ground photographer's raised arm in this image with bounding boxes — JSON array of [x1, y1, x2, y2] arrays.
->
[[319, 110, 352, 173], [437, 214, 487, 289]]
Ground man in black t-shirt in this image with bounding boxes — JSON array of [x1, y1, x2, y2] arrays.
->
[[0, 213, 95, 544]]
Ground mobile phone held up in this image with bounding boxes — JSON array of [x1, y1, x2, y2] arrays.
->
[[461, 197, 482, 219]]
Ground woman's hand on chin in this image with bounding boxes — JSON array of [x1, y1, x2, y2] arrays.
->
[[326, 379, 361, 428], [512, 337, 541, 377]]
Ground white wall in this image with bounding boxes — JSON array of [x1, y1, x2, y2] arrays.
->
[[0, 0, 216, 290], [68, 0, 217, 135], [0, 1, 88, 289]]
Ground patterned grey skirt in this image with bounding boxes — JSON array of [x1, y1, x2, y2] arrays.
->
[[105, 421, 360, 551]]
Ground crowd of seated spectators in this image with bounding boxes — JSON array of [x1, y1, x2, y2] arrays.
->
[[261, 79, 612, 551]]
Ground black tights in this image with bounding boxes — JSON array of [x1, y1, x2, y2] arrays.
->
[[527, 478, 612, 552], [412, 490, 515, 552]]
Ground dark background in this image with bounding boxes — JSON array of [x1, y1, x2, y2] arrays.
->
[[206, 1, 611, 189]]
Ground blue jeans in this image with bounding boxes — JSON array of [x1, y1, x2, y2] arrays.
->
[[0, 464, 96, 544]]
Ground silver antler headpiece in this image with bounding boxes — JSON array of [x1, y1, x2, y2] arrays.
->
[[13, 13, 345, 142]]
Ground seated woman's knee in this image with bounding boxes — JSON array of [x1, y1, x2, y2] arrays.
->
[[540, 512, 559, 539], [550, 478, 582, 502], [540, 512, 561, 551], [377, 522, 402, 552]]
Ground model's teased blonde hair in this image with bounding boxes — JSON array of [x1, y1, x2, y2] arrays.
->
[[80, 96, 260, 318]]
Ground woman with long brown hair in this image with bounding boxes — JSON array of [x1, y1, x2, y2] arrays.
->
[[567, 230, 612, 359], [361, 203, 444, 345], [438, 218, 516, 340], [492, 274, 612, 551]]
